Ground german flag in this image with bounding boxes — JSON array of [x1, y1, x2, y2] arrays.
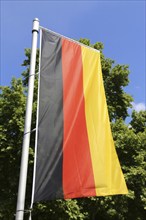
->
[[34, 29, 128, 202]]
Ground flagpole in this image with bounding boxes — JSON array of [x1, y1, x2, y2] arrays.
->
[[15, 18, 39, 220]]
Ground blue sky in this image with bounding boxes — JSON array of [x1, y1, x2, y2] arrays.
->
[[1, 0, 146, 112]]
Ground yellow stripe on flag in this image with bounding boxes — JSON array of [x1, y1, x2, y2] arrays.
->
[[81, 46, 128, 195]]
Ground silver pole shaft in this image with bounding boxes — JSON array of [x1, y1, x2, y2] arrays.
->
[[15, 18, 39, 220]]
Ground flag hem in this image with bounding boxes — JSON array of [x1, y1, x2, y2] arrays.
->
[[39, 25, 100, 54]]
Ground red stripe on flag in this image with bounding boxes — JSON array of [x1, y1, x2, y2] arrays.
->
[[62, 38, 96, 199]]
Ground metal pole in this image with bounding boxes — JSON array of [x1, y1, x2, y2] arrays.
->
[[15, 18, 39, 220]]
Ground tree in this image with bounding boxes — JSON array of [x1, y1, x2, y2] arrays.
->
[[0, 40, 145, 219], [0, 79, 26, 219], [130, 110, 146, 133]]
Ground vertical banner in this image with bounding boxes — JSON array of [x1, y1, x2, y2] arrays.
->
[[34, 29, 128, 202]]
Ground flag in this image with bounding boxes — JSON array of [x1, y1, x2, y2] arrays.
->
[[34, 29, 128, 202]]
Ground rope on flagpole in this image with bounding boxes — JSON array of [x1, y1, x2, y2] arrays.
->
[[23, 128, 36, 136], [14, 208, 33, 216], [24, 72, 39, 81], [29, 27, 42, 220]]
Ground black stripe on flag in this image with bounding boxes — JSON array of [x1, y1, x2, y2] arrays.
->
[[34, 29, 64, 201]]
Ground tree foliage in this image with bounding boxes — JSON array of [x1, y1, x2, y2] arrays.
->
[[0, 40, 145, 220], [0, 79, 26, 219], [130, 110, 146, 133]]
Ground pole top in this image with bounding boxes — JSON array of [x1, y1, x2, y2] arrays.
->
[[33, 18, 39, 22], [32, 18, 39, 33]]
